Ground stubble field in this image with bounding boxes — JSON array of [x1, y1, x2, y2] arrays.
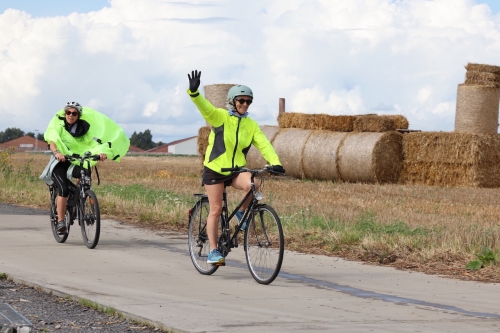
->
[[1, 152, 499, 283]]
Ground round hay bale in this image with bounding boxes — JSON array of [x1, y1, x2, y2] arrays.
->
[[303, 131, 348, 180], [272, 128, 313, 179], [197, 126, 211, 156], [204, 84, 235, 109], [338, 131, 403, 184], [455, 84, 500, 134], [245, 126, 281, 169]]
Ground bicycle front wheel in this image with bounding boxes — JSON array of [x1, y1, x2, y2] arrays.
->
[[50, 187, 69, 243], [80, 190, 101, 249], [245, 204, 284, 285], [188, 199, 218, 275]]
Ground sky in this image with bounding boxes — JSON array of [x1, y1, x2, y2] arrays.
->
[[1, 0, 500, 144]]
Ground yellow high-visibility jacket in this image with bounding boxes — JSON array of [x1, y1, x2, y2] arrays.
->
[[189, 90, 281, 175]]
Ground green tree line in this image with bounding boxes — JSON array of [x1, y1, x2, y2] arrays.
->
[[0, 127, 163, 151]]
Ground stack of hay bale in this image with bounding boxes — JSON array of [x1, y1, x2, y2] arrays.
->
[[243, 113, 408, 184], [399, 132, 500, 187], [399, 62, 500, 188]]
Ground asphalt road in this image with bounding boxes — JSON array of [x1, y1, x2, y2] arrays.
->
[[0, 203, 499, 333]]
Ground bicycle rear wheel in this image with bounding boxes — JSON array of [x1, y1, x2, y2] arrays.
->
[[245, 204, 284, 285], [80, 189, 101, 249], [50, 186, 69, 243], [188, 199, 218, 275]]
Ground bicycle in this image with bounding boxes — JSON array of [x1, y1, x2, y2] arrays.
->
[[188, 165, 285, 285], [48, 151, 101, 249]]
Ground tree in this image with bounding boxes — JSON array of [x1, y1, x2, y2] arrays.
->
[[129, 129, 156, 150], [0, 128, 25, 143], [37, 133, 44, 141], [26, 132, 35, 138]]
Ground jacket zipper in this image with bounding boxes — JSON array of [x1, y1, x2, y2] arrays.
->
[[231, 117, 242, 168]]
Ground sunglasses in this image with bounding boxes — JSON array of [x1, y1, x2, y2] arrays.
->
[[236, 98, 253, 105], [65, 110, 79, 116]]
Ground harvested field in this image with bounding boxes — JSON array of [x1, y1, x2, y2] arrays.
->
[[1, 153, 499, 283]]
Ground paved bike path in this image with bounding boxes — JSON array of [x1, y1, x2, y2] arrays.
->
[[0, 213, 499, 332]]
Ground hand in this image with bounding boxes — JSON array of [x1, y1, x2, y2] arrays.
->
[[270, 165, 285, 174], [99, 153, 107, 162], [55, 152, 65, 162], [188, 70, 201, 93]]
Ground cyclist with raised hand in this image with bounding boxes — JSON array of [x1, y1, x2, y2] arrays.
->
[[187, 70, 285, 265], [40, 102, 130, 235]]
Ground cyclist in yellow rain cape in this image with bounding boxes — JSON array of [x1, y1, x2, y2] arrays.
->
[[40, 102, 130, 234]]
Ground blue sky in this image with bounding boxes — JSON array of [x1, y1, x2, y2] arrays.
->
[[1, 0, 500, 143]]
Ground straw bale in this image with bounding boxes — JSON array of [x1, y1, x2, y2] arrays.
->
[[455, 84, 500, 134], [337, 131, 403, 184], [277, 112, 309, 128], [245, 126, 281, 169], [278, 112, 355, 131], [385, 115, 409, 129], [465, 63, 500, 74], [271, 128, 313, 179], [465, 71, 500, 88], [400, 132, 500, 187], [204, 84, 235, 109], [353, 115, 395, 132], [302, 131, 348, 180]]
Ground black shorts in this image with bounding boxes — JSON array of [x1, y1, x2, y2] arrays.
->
[[202, 166, 237, 187]]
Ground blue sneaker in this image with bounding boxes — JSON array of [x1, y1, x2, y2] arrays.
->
[[235, 210, 246, 231], [207, 249, 225, 264]]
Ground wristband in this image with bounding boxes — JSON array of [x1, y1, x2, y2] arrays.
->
[[53, 150, 60, 155]]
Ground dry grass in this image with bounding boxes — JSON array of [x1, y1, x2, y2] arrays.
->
[[2, 153, 499, 283]]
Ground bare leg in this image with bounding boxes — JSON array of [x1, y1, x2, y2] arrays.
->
[[56, 196, 68, 221], [204, 183, 224, 251]]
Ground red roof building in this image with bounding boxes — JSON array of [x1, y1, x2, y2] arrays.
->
[[128, 145, 146, 153], [1, 135, 47, 152]]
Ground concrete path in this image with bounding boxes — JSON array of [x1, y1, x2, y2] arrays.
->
[[0, 208, 499, 332]]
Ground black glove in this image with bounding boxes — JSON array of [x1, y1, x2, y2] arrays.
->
[[270, 165, 285, 174], [188, 70, 201, 93]]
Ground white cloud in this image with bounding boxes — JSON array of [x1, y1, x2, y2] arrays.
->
[[1, 0, 500, 142]]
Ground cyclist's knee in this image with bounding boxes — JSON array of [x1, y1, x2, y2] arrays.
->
[[209, 204, 222, 216]]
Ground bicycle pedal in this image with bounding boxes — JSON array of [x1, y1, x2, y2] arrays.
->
[[214, 262, 226, 266]]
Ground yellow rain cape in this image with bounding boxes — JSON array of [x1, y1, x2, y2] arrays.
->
[[44, 107, 130, 168]]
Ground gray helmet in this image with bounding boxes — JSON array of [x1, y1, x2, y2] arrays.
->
[[64, 101, 82, 114], [227, 85, 253, 100]]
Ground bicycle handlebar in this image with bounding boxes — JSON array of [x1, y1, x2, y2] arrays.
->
[[64, 152, 101, 163], [221, 165, 285, 175]]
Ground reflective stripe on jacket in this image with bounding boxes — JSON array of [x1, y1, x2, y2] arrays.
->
[[189, 90, 281, 175]]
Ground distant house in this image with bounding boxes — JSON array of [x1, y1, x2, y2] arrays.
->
[[147, 136, 198, 155], [1, 135, 47, 152], [128, 145, 145, 153]]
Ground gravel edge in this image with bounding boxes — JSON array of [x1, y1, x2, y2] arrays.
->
[[1, 274, 184, 333]]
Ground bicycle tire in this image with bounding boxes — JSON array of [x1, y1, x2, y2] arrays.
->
[[188, 199, 219, 275], [80, 189, 101, 249], [50, 187, 70, 243], [244, 204, 284, 285]]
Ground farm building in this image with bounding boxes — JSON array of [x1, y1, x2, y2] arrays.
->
[[1, 135, 46, 152], [147, 136, 198, 155], [128, 145, 145, 153]]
